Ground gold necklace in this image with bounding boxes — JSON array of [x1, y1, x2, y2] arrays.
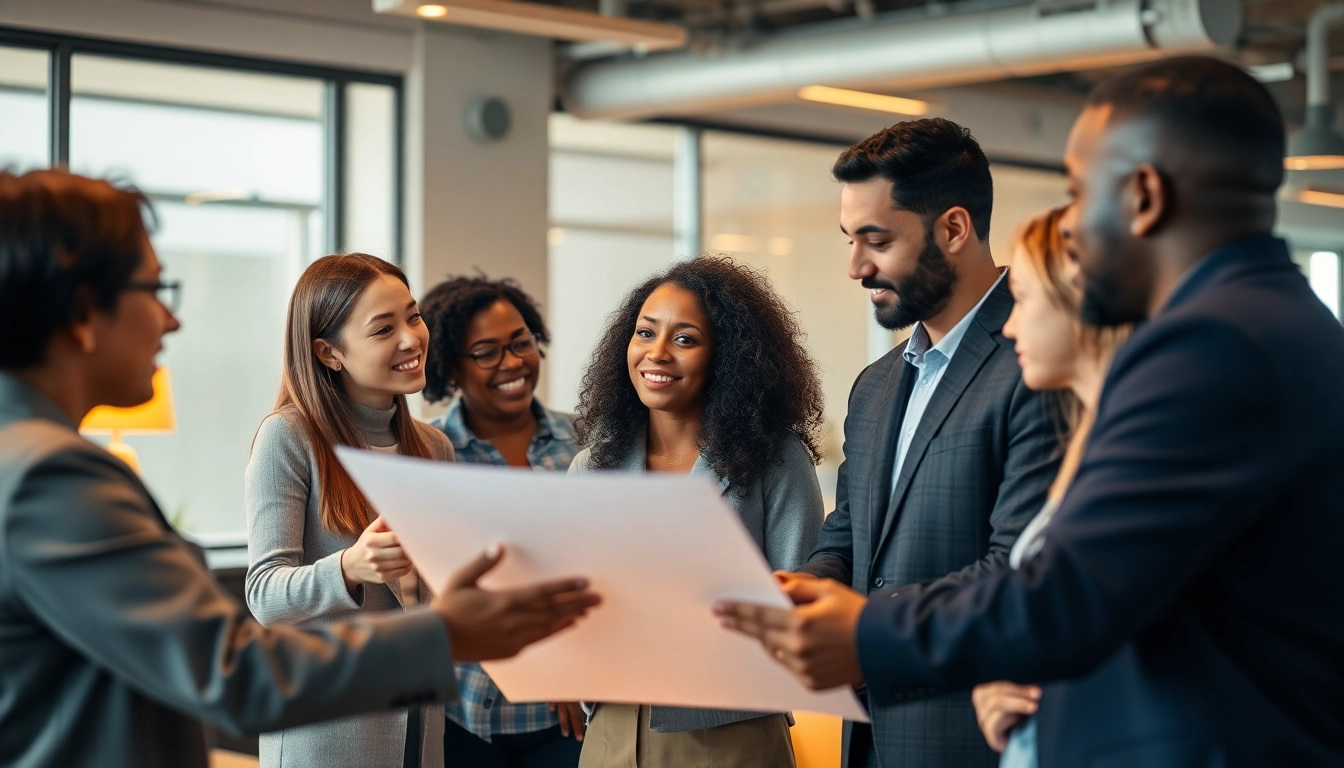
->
[[654, 447, 693, 465]]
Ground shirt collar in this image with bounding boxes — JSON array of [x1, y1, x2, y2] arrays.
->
[[0, 372, 76, 430], [437, 397, 563, 451], [904, 267, 1007, 367]]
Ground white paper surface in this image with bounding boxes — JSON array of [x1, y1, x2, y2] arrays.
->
[[336, 446, 868, 722]]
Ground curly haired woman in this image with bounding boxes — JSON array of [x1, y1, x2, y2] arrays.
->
[[571, 256, 827, 768]]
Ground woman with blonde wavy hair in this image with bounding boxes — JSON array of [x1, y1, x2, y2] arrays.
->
[[975, 206, 1130, 768]]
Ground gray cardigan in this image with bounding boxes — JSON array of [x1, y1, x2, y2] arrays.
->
[[569, 431, 824, 734], [245, 405, 454, 768]]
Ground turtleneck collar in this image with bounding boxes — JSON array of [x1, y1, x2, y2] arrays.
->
[[347, 398, 398, 448]]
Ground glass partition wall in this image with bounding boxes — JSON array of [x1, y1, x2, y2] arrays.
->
[[1, 30, 400, 541]]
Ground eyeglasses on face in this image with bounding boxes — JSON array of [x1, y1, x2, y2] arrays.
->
[[124, 280, 182, 314], [459, 335, 538, 369]]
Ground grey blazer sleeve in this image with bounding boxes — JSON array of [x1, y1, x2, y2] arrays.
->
[[5, 441, 457, 735], [798, 372, 866, 584], [761, 435, 825, 572], [245, 413, 361, 626]]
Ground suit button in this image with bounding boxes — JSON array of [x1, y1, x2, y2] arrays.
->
[[872, 577, 885, 589], [484, 698, 493, 709]]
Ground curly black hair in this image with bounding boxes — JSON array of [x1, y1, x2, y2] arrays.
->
[[575, 256, 826, 493], [420, 275, 551, 403]]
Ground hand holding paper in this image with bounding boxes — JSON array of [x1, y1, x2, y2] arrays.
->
[[429, 542, 602, 663], [715, 576, 868, 692], [336, 446, 867, 721]]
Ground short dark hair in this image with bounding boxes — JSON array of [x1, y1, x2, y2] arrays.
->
[[832, 117, 994, 240], [1085, 56, 1285, 195], [0, 169, 152, 369], [420, 275, 551, 402]]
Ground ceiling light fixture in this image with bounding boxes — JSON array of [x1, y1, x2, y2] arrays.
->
[[376, 0, 685, 52], [1286, 5, 1344, 171], [797, 86, 929, 115], [1296, 188, 1344, 207]]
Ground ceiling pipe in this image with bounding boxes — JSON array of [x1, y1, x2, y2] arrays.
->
[[561, 0, 1240, 120], [1286, 3, 1344, 170]]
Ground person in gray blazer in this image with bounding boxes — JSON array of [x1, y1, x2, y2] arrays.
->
[[246, 253, 461, 768], [774, 119, 1060, 768], [0, 169, 600, 768], [570, 256, 827, 768]]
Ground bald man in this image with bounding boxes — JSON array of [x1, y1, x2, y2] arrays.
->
[[718, 57, 1344, 767]]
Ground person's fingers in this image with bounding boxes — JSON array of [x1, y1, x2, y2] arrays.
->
[[365, 531, 400, 549], [781, 576, 848, 606], [501, 577, 593, 610], [713, 601, 795, 633], [383, 564, 413, 581], [567, 703, 587, 741], [984, 708, 1029, 753], [556, 701, 571, 737], [368, 516, 391, 532], [371, 546, 406, 562], [445, 544, 503, 590]]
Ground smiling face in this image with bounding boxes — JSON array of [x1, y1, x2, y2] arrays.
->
[[452, 298, 541, 424], [1002, 246, 1084, 392], [840, 177, 957, 330], [626, 283, 714, 416], [87, 240, 181, 408], [316, 273, 429, 410]]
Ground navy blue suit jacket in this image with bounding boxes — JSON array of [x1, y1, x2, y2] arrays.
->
[[856, 234, 1344, 767]]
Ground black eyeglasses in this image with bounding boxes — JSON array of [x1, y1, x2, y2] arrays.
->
[[125, 280, 182, 314], [459, 335, 538, 370]]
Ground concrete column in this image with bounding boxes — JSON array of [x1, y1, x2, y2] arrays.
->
[[403, 24, 553, 415], [404, 24, 552, 299]]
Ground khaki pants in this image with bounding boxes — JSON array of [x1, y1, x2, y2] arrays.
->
[[579, 705, 796, 768]]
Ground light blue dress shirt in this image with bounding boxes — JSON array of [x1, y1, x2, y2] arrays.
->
[[891, 269, 1007, 490]]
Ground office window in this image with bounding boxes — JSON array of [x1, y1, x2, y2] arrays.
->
[[345, 82, 399, 261], [700, 131, 1068, 506], [2, 32, 404, 542], [0, 45, 49, 172], [68, 55, 327, 540], [548, 114, 679, 413], [1292, 249, 1343, 320]]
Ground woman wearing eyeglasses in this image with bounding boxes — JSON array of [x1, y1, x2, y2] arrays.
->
[[421, 275, 584, 768]]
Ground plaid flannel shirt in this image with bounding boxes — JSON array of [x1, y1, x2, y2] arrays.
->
[[432, 397, 579, 741]]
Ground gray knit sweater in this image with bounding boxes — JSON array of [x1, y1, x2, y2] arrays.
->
[[244, 401, 453, 768]]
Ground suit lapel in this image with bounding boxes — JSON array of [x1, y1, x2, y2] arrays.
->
[[872, 278, 1012, 565], [865, 357, 917, 563]]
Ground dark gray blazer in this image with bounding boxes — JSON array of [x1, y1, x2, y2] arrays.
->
[[800, 277, 1059, 768], [0, 373, 458, 768], [570, 431, 823, 734]]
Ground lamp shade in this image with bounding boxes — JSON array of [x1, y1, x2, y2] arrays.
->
[[81, 367, 177, 434], [1286, 104, 1344, 170]]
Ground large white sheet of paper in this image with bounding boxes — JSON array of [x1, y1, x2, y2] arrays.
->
[[336, 446, 867, 721]]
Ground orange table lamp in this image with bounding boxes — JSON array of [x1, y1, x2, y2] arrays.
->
[[80, 367, 176, 475]]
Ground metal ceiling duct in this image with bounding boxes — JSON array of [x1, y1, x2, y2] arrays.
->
[[561, 0, 1241, 120]]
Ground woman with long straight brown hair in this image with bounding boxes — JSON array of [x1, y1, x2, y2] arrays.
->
[[245, 253, 454, 768]]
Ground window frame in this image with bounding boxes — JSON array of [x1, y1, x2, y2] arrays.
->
[[0, 25, 404, 262]]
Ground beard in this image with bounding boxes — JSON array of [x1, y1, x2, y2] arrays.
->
[[1078, 220, 1147, 327], [870, 229, 958, 331]]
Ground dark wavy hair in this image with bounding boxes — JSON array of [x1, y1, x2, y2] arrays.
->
[[421, 274, 551, 403], [575, 256, 825, 493], [832, 117, 994, 241]]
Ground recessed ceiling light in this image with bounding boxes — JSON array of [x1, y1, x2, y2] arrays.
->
[[798, 86, 929, 116], [417, 4, 448, 17]]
